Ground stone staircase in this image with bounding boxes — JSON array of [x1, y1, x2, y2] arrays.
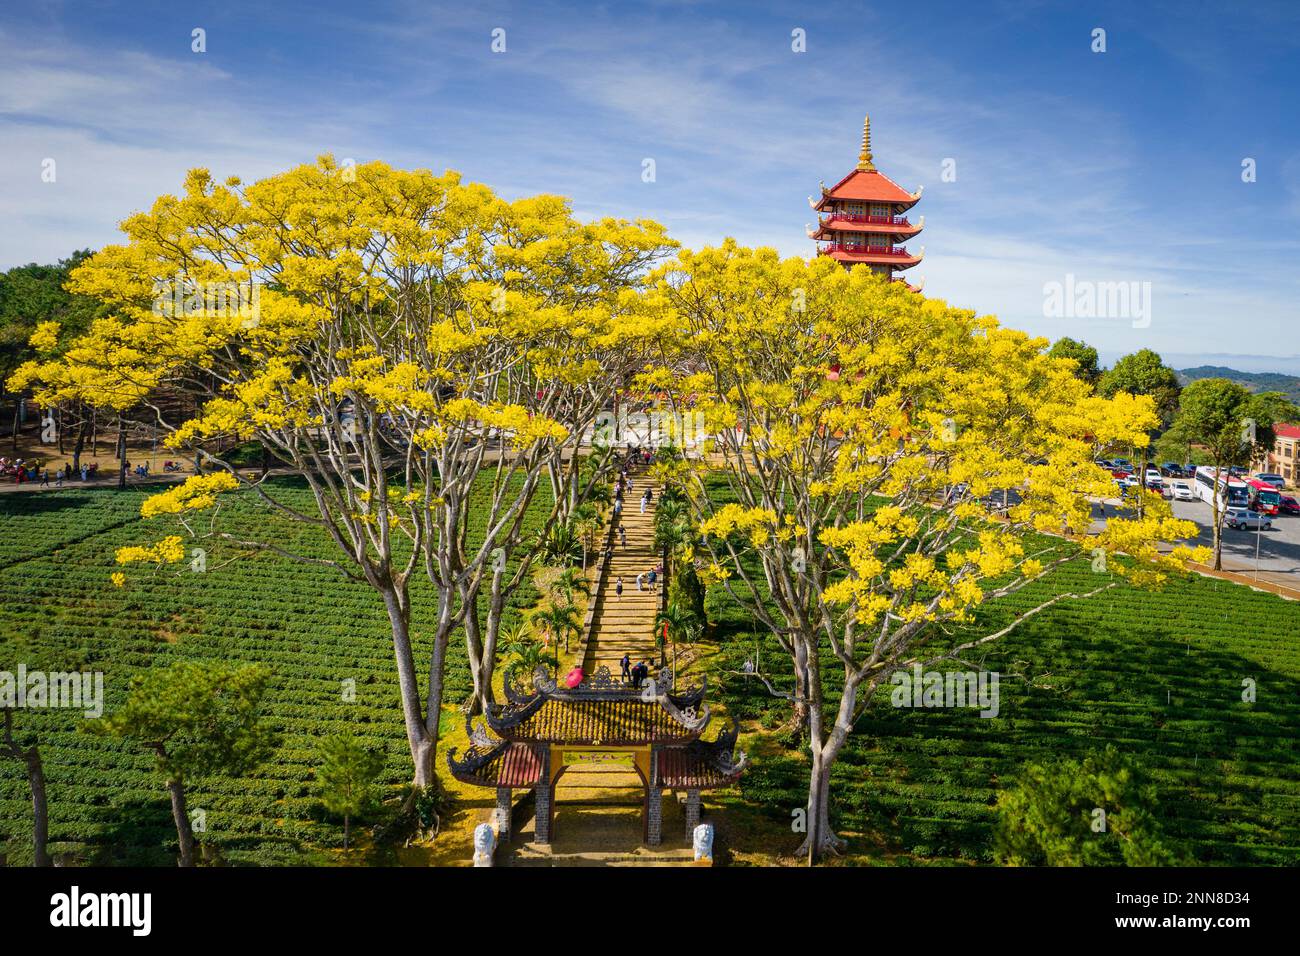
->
[[497, 476, 691, 867], [507, 799, 693, 867], [582, 478, 663, 676]]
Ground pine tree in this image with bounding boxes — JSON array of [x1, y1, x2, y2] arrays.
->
[[317, 733, 385, 853]]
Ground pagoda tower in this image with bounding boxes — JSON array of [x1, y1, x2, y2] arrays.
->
[[808, 115, 924, 288]]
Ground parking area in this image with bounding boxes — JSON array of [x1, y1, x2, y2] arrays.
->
[[1090, 495, 1300, 585]]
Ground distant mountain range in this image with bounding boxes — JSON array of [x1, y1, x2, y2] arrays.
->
[[1177, 366, 1300, 404]]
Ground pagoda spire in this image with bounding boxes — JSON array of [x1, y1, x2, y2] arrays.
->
[[809, 114, 924, 288], [856, 114, 875, 172]]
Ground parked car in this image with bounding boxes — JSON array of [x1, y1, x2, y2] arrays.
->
[[1223, 507, 1272, 531], [1158, 462, 1183, 476], [1095, 458, 1115, 470], [1168, 480, 1195, 501], [1255, 473, 1286, 489], [1280, 495, 1300, 515], [1228, 466, 1249, 478], [1144, 467, 1163, 483]]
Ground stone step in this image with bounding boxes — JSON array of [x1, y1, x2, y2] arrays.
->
[[503, 804, 696, 867], [581, 477, 665, 680]]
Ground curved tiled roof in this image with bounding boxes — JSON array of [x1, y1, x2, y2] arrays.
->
[[446, 741, 545, 787], [654, 724, 748, 789], [817, 169, 920, 207], [486, 665, 710, 745], [490, 696, 706, 746]]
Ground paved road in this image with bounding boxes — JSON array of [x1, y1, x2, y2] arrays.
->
[[1168, 498, 1300, 577], [1089, 495, 1300, 584]]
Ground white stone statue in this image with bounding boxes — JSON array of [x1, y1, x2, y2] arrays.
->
[[473, 822, 497, 867], [692, 823, 714, 864]]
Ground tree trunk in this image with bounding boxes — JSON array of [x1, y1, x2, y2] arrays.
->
[[27, 748, 50, 867], [343, 813, 351, 853], [2, 710, 51, 866], [796, 731, 851, 862], [789, 639, 811, 733], [71, 414, 88, 473], [1210, 468, 1224, 571], [423, 600, 455, 791], [798, 749, 837, 863], [117, 419, 127, 490], [381, 585, 434, 790], [793, 648, 850, 863], [10, 400, 18, 454], [167, 777, 196, 867], [460, 582, 487, 716], [477, 585, 508, 715]]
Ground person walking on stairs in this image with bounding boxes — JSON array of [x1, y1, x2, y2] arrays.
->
[[615, 576, 624, 599], [620, 653, 632, 683]]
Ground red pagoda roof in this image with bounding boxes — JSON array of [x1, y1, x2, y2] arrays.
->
[[815, 168, 921, 209], [817, 244, 923, 269], [809, 215, 923, 241]]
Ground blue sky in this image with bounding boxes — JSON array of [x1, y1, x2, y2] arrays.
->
[[2, 0, 1298, 371]]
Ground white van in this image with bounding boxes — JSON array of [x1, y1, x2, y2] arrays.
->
[[1168, 480, 1194, 501]]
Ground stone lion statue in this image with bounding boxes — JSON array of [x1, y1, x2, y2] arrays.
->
[[692, 823, 714, 864], [473, 822, 497, 867]]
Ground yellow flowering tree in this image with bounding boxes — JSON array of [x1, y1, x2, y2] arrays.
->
[[645, 243, 1207, 860], [10, 157, 673, 794]]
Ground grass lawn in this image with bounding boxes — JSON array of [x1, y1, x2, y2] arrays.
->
[[0, 476, 542, 865], [2, 476, 1297, 865], [694, 476, 1300, 866]]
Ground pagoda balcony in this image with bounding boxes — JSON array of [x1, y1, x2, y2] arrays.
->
[[819, 243, 916, 258], [824, 212, 912, 227]]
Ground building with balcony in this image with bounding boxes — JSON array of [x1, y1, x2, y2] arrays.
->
[[809, 115, 924, 288], [1266, 423, 1300, 487]]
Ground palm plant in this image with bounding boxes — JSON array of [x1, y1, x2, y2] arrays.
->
[[655, 600, 699, 676], [550, 566, 591, 607], [539, 520, 582, 565], [655, 601, 696, 646], [653, 496, 696, 568], [530, 601, 583, 655], [500, 620, 558, 683], [572, 502, 603, 568]]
